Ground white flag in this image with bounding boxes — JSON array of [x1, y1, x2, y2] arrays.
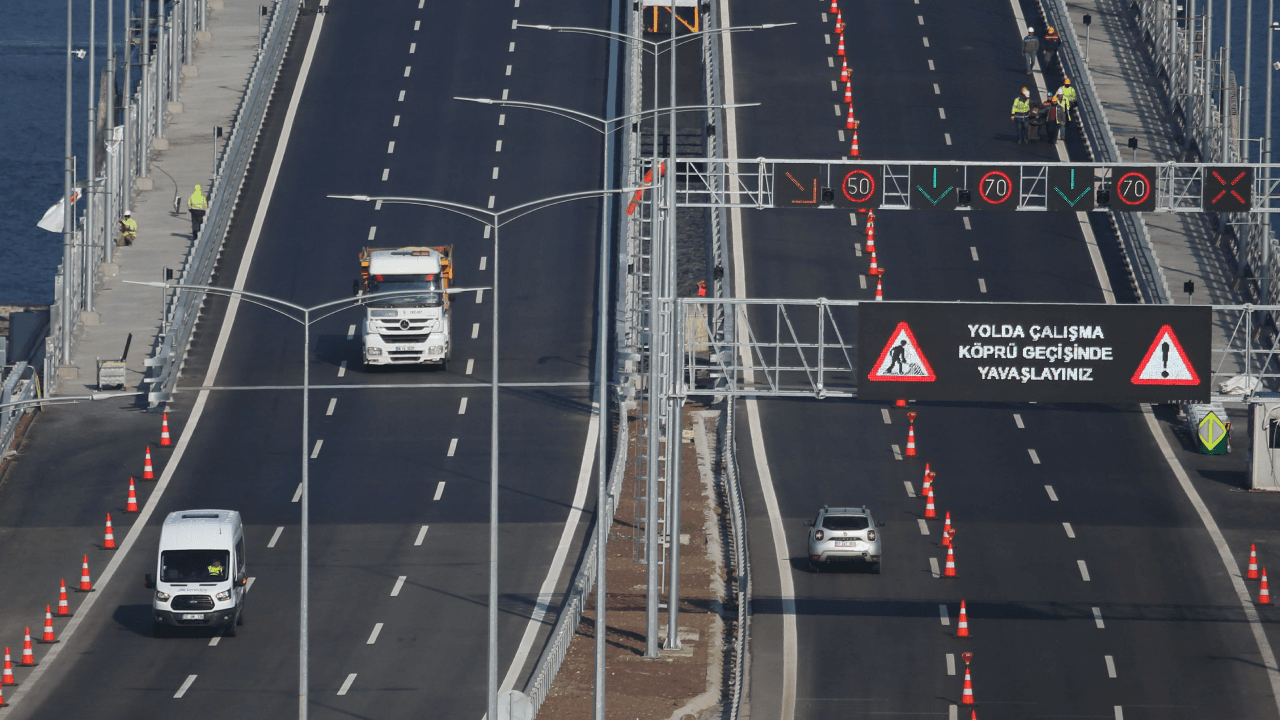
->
[[36, 190, 81, 233]]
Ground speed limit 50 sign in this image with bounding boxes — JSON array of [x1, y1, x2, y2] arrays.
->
[[1111, 166, 1157, 212]]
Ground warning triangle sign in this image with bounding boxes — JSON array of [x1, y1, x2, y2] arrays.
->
[[1131, 325, 1200, 386], [868, 322, 936, 382]]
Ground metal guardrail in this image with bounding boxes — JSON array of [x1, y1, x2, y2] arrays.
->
[[146, 0, 302, 405], [720, 400, 750, 720], [0, 364, 38, 461], [1038, 0, 1171, 304]]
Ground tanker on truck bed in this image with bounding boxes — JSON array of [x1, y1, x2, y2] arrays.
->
[[355, 246, 453, 367]]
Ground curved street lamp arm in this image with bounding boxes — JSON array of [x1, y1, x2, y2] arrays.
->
[[328, 195, 496, 226], [454, 97, 605, 133], [496, 187, 642, 227]]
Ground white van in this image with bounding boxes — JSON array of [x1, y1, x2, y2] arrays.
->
[[145, 509, 247, 637]]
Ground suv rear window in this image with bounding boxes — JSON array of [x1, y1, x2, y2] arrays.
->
[[822, 515, 869, 530]]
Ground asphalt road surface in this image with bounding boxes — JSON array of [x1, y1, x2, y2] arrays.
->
[[0, 0, 616, 717], [724, 0, 1280, 718]]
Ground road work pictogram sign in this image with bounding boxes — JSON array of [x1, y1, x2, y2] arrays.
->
[[858, 302, 1210, 402], [1131, 325, 1200, 385], [867, 322, 936, 382]]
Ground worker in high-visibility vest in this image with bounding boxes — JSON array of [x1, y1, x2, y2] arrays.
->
[[1010, 88, 1032, 144], [1055, 79, 1078, 137], [118, 210, 137, 246], [697, 280, 707, 297], [188, 184, 209, 238]]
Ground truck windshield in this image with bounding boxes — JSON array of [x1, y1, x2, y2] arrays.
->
[[367, 274, 443, 307], [161, 550, 231, 583]]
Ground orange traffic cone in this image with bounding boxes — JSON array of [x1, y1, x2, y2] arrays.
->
[[867, 210, 875, 231], [40, 606, 56, 644], [1261, 569, 1271, 605], [143, 446, 155, 480], [160, 413, 172, 447], [836, 32, 845, 56], [126, 478, 139, 513], [970, 712, 977, 720], [905, 412, 917, 456], [961, 667, 974, 704], [1249, 543, 1260, 579], [841, 58, 849, 82], [874, 274, 883, 301], [830, 0, 838, 13], [866, 227, 875, 254], [2, 647, 13, 684], [844, 82, 852, 104], [850, 128, 860, 157], [957, 599, 970, 637], [56, 580, 69, 617], [78, 555, 94, 593], [944, 545, 957, 577], [922, 472, 932, 495], [941, 512, 953, 547], [846, 105, 855, 129], [924, 486, 937, 519], [868, 247, 881, 276], [20, 628, 34, 666], [103, 513, 116, 550]]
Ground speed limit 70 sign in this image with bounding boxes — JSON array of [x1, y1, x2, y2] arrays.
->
[[1111, 166, 1157, 212], [970, 166, 1019, 210]]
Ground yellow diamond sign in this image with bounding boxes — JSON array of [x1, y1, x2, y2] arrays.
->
[[1198, 411, 1228, 451]]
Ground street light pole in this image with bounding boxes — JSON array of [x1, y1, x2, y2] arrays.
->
[[63, 0, 74, 365]]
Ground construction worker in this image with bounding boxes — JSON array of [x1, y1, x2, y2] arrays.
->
[[1044, 96, 1063, 144], [1011, 87, 1032, 144], [1022, 27, 1039, 74], [118, 210, 137, 246], [1056, 79, 1078, 136], [1028, 100, 1046, 142], [1041, 26, 1061, 71], [188, 184, 208, 238], [697, 279, 707, 297]]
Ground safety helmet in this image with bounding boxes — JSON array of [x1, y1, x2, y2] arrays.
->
[[1064, 78, 1072, 85], [124, 210, 131, 216], [1047, 26, 1055, 33], [1027, 27, 1034, 32], [194, 184, 201, 190]]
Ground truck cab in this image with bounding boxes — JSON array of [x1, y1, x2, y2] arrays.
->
[[146, 509, 247, 637], [357, 246, 453, 367]]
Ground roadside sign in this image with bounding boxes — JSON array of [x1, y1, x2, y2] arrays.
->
[[857, 302, 1210, 402], [774, 163, 825, 207], [832, 164, 883, 209], [1047, 166, 1096, 211], [910, 165, 958, 210], [1203, 166, 1252, 212], [1198, 411, 1228, 451], [1111, 166, 1157, 212], [971, 166, 1018, 210]]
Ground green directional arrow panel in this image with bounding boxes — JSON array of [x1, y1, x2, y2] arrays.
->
[[909, 165, 958, 211], [1048, 165, 1096, 211]]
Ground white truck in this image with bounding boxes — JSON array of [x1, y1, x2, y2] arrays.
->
[[356, 246, 453, 368]]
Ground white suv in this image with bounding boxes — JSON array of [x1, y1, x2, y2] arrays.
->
[[806, 506, 883, 573]]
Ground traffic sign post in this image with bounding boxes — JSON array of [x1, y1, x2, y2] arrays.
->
[[857, 302, 1211, 403]]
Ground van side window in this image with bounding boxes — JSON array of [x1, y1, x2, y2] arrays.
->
[[235, 538, 246, 576]]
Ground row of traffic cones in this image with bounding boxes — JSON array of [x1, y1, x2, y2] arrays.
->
[[1249, 544, 1272, 605]]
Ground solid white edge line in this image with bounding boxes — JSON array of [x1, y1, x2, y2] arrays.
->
[[1141, 405, 1280, 716], [721, 0, 796, 713], [1003, 0, 1114, 303], [498, 402, 600, 693], [3, 12, 329, 710]]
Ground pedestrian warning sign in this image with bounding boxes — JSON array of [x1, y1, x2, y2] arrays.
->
[[868, 322, 936, 382], [1131, 325, 1200, 385]]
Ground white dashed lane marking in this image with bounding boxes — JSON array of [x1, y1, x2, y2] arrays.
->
[[827, 57, 834, 68], [1045, 485, 1058, 501], [387, 141, 395, 154], [945, 133, 952, 145], [390, 576, 407, 597], [447, 438, 458, 457], [479, 256, 488, 270], [433, 482, 446, 501], [466, 359, 475, 375], [505, 64, 512, 76], [415, 525, 429, 546], [310, 440, 323, 459], [414, 20, 420, 30], [492, 167, 500, 180], [1093, 607, 1106, 628], [929, 557, 941, 579], [881, 408, 891, 424], [403, 65, 412, 77], [933, 84, 940, 94], [1063, 522, 1076, 538], [268, 526, 284, 548], [939, 604, 949, 625], [476, 288, 485, 303], [175, 675, 197, 698], [1114, 707, 1124, 720], [892, 444, 903, 460], [381, 168, 390, 181], [970, 247, 979, 261], [367, 624, 384, 645], [209, 631, 222, 646], [495, 140, 503, 152], [978, 278, 987, 293], [1078, 560, 1092, 581], [409, 42, 416, 53], [292, 484, 303, 503], [327, 398, 337, 416], [398, 90, 405, 101], [947, 653, 956, 675], [488, 196, 496, 208], [938, 108, 946, 119], [859, 276, 867, 290], [918, 518, 929, 535], [471, 323, 481, 339], [928, 59, 935, 70], [923, 36, 930, 47], [918, 15, 925, 24], [347, 322, 357, 339], [825, 34, 831, 44], [834, 104, 842, 116], [830, 80, 838, 92], [458, 397, 468, 414], [337, 673, 357, 696], [1014, 413, 1024, 428], [904, 481, 916, 498], [1105, 655, 1117, 678], [367, 226, 377, 240], [498, 113, 506, 126], [338, 360, 347, 377], [1028, 448, 1041, 464]]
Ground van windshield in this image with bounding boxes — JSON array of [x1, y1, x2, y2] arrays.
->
[[161, 550, 231, 583]]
